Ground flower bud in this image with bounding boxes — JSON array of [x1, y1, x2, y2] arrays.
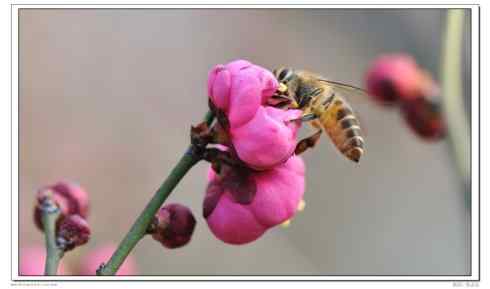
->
[[400, 96, 446, 140], [366, 54, 438, 105], [57, 214, 91, 251], [151, 203, 196, 249], [50, 181, 90, 217], [34, 181, 90, 231]]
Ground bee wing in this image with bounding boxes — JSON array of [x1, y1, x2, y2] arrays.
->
[[317, 79, 370, 102]]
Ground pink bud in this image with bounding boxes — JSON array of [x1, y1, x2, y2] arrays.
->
[[57, 214, 91, 251], [50, 181, 90, 217], [204, 156, 305, 245], [78, 244, 137, 275], [34, 181, 90, 231], [19, 246, 67, 275], [400, 96, 446, 140], [151, 203, 197, 249], [366, 53, 437, 105]]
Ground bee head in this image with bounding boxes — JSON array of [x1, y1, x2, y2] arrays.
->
[[273, 67, 301, 106], [273, 67, 295, 84]]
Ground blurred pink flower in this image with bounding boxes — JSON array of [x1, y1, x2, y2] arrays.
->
[[19, 246, 67, 276], [34, 181, 90, 231], [151, 203, 196, 249], [78, 244, 137, 276], [208, 59, 302, 170], [204, 156, 305, 245], [400, 96, 446, 140], [366, 53, 438, 105]]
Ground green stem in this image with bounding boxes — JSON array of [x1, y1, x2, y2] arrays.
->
[[42, 200, 63, 275], [97, 111, 214, 276], [440, 9, 470, 188]]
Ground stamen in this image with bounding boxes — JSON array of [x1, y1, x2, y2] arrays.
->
[[297, 199, 306, 212], [280, 219, 291, 228]]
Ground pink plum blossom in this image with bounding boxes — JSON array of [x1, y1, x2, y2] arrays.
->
[[78, 244, 137, 275], [19, 246, 67, 275], [208, 59, 302, 170], [204, 156, 305, 245]]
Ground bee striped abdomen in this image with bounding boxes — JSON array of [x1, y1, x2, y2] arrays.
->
[[317, 97, 365, 163]]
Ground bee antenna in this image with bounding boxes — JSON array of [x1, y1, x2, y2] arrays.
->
[[319, 79, 367, 93]]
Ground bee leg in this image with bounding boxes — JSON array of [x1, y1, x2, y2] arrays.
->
[[300, 113, 318, 121], [295, 130, 322, 155], [309, 87, 323, 97], [297, 88, 323, 107], [289, 113, 318, 123]]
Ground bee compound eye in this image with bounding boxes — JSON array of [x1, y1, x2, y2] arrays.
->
[[277, 68, 293, 82]]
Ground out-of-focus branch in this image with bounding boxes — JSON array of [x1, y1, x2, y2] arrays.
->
[[440, 9, 470, 189], [41, 199, 63, 275]]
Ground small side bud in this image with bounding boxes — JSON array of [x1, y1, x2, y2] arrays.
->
[[57, 214, 91, 251], [150, 203, 196, 249]]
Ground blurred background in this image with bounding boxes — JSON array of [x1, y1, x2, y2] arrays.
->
[[19, 8, 471, 275]]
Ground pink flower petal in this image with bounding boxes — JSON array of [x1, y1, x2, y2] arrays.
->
[[231, 107, 302, 169], [227, 72, 262, 128], [250, 157, 305, 227], [247, 65, 279, 103], [207, 64, 224, 98], [207, 193, 267, 245], [205, 156, 305, 245], [225, 59, 252, 74], [210, 68, 231, 110]]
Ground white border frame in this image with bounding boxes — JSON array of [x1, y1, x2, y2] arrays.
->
[[10, 3, 480, 282]]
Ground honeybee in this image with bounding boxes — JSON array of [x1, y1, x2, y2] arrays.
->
[[273, 67, 366, 163]]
